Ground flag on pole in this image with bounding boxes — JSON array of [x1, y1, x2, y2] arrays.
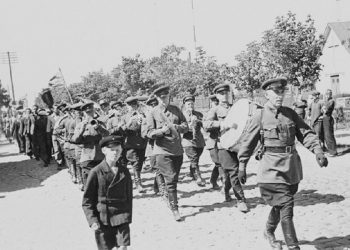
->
[[48, 71, 64, 87]]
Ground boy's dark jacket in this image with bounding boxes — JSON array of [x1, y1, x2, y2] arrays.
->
[[82, 159, 133, 227]]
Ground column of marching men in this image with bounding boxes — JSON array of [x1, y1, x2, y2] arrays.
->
[[0, 80, 335, 250]]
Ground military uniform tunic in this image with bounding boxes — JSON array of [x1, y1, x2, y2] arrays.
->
[[238, 103, 323, 185]]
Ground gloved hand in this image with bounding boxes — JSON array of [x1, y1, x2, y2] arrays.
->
[[316, 153, 328, 167], [238, 170, 247, 184]]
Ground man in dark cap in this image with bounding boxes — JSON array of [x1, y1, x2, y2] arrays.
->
[[83, 135, 132, 250], [238, 77, 328, 250], [182, 95, 206, 186], [203, 83, 249, 212], [98, 99, 110, 124], [107, 101, 125, 136], [71, 102, 109, 188], [142, 96, 166, 196], [67, 103, 84, 188], [11, 108, 25, 153], [206, 94, 224, 189], [308, 91, 324, 149], [52, 102, 69, 169], [121, 96, 148, 193], [145, 85, 188, 221]]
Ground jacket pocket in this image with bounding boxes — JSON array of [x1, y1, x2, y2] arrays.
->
[[264, 126, 279, 139]]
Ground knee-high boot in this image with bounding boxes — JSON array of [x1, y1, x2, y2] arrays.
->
[[133, 168, 145, 193], [264, 207, 282, 250], [194, 166, 206, 187], [281, 220, 299, 249], [168, 190, 181, 221]]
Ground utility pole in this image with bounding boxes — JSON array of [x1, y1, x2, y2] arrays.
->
[[0, 51, 18, 102]]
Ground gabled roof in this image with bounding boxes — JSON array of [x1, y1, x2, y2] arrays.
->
[[324, 21, 350, 54]]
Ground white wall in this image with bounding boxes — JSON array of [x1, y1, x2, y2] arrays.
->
[[317, 29, 350, 95]]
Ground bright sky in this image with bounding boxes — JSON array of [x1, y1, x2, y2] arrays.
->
[[1, 0, 350, 106]]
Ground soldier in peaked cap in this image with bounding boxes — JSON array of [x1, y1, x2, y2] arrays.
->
[[205, 94, 224, 190], [203, 82, 249, 212], [142, 95, 164, 196], [182, 95, 206, 187], [71, 100, 109, 189], [83, 135, 133, 250], [237, 77, 328, 250], [98, 99, 110, 124], [121, 95, 148, 193], [145, 85, 188, 221]]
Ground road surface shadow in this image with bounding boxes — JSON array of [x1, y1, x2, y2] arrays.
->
[[0, 159, 59, 193], [0, 152, 21, 158], [300, 235, 350, 249], [336, 143, 350, 156], [294, 189, 345, 206]]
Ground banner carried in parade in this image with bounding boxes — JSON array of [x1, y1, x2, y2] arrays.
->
[[48, 71, 65, 87]]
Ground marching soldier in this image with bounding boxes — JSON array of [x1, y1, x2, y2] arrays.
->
[[145, 85, 188, 221], [71, 102, 109, 187], [82, 135, 133, 250], [203, 83, 249, 212], [142, 95, 167, 197], [70, 103, 85, 190], [182, 95, 206, 187], [22, 108, 34, 158], [98, 99, 110, 124], [12, 108, 25, 153], [206, 94, 225, 190], [238, 78, 328, 250], [2, 113, 13, 143], [52, 103, 69, 170], [107, 101, 125, 137], [122, 96, 148, 193]]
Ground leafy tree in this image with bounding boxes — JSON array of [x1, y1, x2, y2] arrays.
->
[[261, 12, 324, 89], [0, 83, 11, 107]]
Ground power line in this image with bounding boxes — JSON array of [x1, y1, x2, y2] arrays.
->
[[0, 51, 18, 102]]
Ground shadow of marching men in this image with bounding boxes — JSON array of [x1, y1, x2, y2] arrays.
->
[[300, 235, 350, 249]]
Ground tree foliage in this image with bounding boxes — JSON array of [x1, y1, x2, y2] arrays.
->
[[0, 83, 11, 107], [48, 12, 324, 103], [233, 12, 324, 94]]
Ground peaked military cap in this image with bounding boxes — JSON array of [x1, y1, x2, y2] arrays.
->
[[261, 77, 287, 90], [295, 101, 307, 108], [213, 83, 230, 94], [146, 96, 158, 106], [99, 99, 109, 106], [312, 91, 320, 96], [153, 85, 170, 96], [137, 96, 148, 102], [71, 102, 83, 111], [125, 96, 139, 104], [100, 135, 124, 148], [81, 101, 94, 111], [56, 102, 68, 110], [209, 94, 218, 101], [183, 95, 195, 104], [111, 101, 124, 108]]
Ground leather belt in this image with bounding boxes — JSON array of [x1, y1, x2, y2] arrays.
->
[[264, 144, 295, 153]]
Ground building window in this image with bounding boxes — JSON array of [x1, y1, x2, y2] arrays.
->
[[330, 75, 340, 96]]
